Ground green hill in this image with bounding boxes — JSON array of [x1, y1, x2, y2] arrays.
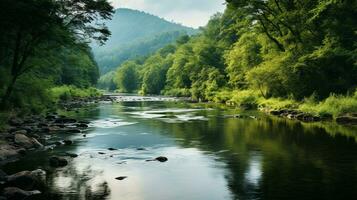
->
[[92, 8, 198, 74]]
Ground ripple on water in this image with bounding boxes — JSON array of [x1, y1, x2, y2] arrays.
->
[[89, 118, 137, 128], [129, 108, 208, 123]]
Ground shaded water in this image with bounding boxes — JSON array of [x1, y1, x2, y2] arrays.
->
[[4, 101, 357, 200]]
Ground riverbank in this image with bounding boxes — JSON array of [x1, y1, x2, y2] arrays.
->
[[0, 94, 118, 199], [205, 89, 357, 125], [0, 95, 356, 199]]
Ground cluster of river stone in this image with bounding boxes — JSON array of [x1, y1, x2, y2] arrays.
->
[[268, 109, 357, 124], [0, 113, 91, 199], [0, 97, 168, 199]]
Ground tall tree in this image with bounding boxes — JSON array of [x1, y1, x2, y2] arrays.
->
[[0, 0, 113, 108]]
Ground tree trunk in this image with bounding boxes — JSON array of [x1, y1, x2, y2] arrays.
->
[[0, 76, 17, 110]]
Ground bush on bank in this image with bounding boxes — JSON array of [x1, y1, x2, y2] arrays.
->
[[50, 85, 102, 102]]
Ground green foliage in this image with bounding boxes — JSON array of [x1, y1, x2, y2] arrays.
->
[[100, 0, 356, 119], [258, 98, 299, 110], [299, 93, 357, 117], [0, 0, 113, 112], [115, 62, 139, 93], [51, 86, 102, 102], [93, 8, 198, 74], [228, 90, 260, 109]]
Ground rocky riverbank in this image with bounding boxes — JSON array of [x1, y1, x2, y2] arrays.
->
[[262, 108, 357, 125], [0, 96, 117, 199]]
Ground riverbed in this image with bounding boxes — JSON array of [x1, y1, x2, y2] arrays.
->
[[3, 98, 357, 200]]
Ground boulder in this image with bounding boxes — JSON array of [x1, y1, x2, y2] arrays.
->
[[0, 144, 20, 161], [76, 123, 88, 128], [3, 187, 41, 200], [54, 118, 77, 124], [14, 134, 43, 149], [336, 116, 357, 125], [12, 130, 27, 135], [8, 118, 23, 126], [0, 169, 7, 183], [155, 156, 168, 162], [6, 169, 46, 190], [63, 140, 73, 145], [49, 156, 68, 167]]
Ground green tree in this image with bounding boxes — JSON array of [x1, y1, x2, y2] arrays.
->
[[115, 62, 139, 93], [0, 0, 113, 109]]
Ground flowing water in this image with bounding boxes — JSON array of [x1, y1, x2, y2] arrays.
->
[[4, 99, 357, 200]]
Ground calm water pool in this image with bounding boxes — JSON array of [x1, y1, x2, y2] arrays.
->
[[4, 101, 357, 200]]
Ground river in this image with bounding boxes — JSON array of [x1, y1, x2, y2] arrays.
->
[[3, 98, 357, 200]]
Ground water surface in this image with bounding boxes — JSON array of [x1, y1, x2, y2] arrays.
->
[[5, 101, 357, 200]]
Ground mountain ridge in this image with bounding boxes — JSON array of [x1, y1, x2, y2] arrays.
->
[[92, 8, 198, 74]]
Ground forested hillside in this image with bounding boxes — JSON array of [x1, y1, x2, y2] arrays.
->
[[92, 8, 197, 74], [0, 0, 113, 112], [113, 0, 357, 117]]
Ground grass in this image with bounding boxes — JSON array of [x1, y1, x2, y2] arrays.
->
[[50, 85, 102, 102], [299, 93, 357, 117], [212, 89, 357, 118]]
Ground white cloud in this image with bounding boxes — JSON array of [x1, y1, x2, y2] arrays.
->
[[109, 0, 226, 28]]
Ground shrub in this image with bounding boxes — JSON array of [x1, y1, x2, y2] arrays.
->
[[299, 93, 357, 117], [51, 85, 102, 102], [228, 90, 260, 109]]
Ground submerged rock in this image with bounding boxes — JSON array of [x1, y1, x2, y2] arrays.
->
[[65, 153, 78, 158], [66, 129, 81, 134], [146, 156, 168, 162], [76, 123, 89, 128], [6, 169, 46, 190], [49, 156, 68, 167], [63, 140, 73, 145], [3, 187, 41, 200], [115, 176, 127, 180]]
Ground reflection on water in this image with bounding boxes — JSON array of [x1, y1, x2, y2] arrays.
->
[[245, 152, 262, 187], [3, 101, 357, 200]]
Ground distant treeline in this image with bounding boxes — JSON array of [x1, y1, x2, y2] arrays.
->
[[108, 0, 357, 116]]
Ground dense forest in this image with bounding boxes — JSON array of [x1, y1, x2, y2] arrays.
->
[[92, 8, 197, 75], [0, 0, 356, 118], [0, 0, 114, 113], [112, 0, 357, 117]]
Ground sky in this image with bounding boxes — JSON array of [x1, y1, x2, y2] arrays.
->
[[110, 0, 226, 28]]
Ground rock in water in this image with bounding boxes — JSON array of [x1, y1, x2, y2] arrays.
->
[[115, 176, 127, 180], [336, 116, 357, 125], [49, 156, 68, 167], [0, 144, 20, 161], [6, 169, 46, 190], [14, 134, 43, 149], [108, 148, 117, 151], [77, 123, 89, 128], [3, 187, 41, 200], [63, 140, 73, 145], [65, 153, 78, 158], [155, 156, 168, 162]]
